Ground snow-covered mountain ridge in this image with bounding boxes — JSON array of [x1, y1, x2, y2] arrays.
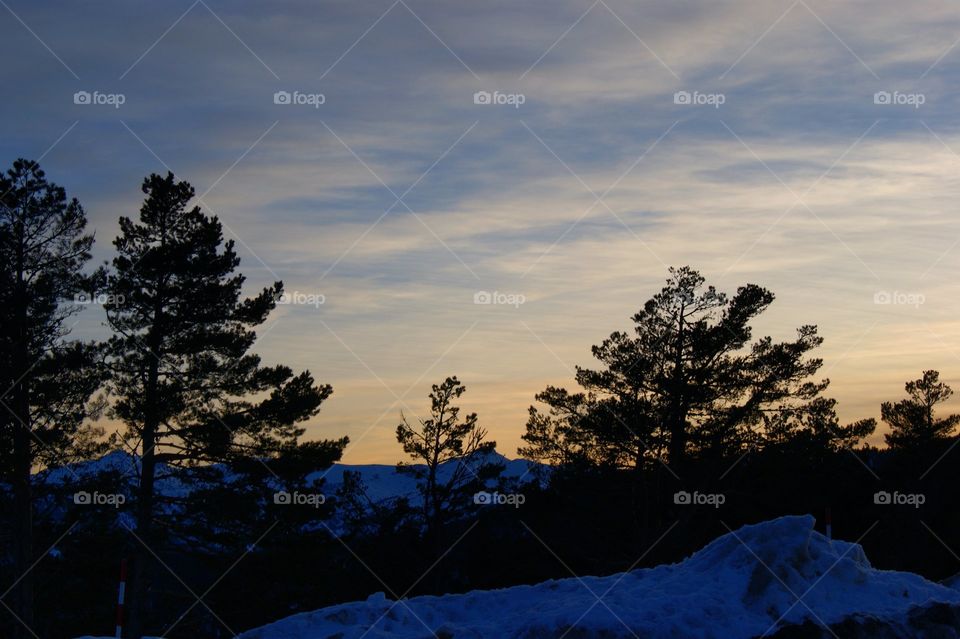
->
[[38, 448, 542, 503]]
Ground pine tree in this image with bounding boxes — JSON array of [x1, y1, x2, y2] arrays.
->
[[520, 266, 869, 470], [0, 159, 105, 639], [396, 376, 502, 545], [882, 370, 960, 449], [104, 172, 337, 638], [762, 396, 875, 454]]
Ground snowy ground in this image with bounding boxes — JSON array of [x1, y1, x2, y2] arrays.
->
[[230, 515, 960, 639]]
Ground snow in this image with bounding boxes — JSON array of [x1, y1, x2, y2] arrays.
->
[[40, 450, 542, 506], [234, 515, 960, 639], [32, 450, 543, 541], [316, 453, 540, 503]]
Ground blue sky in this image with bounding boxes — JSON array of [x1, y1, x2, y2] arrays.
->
[[4, 0, 960, 462]]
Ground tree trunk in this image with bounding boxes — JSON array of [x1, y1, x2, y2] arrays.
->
[[127, 351, 160, 639], [668, 312, 687, 468], [11, 230, 34, 639], [12, 385, 33, 639]]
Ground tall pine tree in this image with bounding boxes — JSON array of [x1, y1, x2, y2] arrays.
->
[[0, 159, 105, 639], [104, 172, 338, 638], [520, 266, 873, 470]]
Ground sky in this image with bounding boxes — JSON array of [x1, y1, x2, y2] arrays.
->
[[3, 0, 960, 463]]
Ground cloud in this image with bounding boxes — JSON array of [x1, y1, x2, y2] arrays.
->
[[3, 0, 960, 460]]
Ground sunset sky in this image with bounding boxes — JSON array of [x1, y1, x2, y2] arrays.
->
[[3, 0, 960, 462]]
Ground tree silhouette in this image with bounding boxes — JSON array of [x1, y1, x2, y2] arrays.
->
[[396, 376, 502, 546], [882, 370, 960, 449], [104, 172, 336, 638], [0, 159, 106, 638], [521, 266, 871, 469]]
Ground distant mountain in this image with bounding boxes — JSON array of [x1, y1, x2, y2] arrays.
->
[[36, 448, 545, 505], [313, 451, 542, 503]]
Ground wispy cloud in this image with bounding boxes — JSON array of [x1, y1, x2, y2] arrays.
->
[[4, 0, 960, 459]]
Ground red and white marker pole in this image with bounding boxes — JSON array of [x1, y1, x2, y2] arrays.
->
[[825, 507, 832, 540], [115, 558, 128, 639]]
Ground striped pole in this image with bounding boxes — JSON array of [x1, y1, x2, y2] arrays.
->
[[825, 507, 832, 540], [115, 558, 127, 639]]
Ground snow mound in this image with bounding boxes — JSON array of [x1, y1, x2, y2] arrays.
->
[[237, 515, 960, 639]]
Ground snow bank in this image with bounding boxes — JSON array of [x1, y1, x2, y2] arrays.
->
[[237, 515, 960, 639]]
